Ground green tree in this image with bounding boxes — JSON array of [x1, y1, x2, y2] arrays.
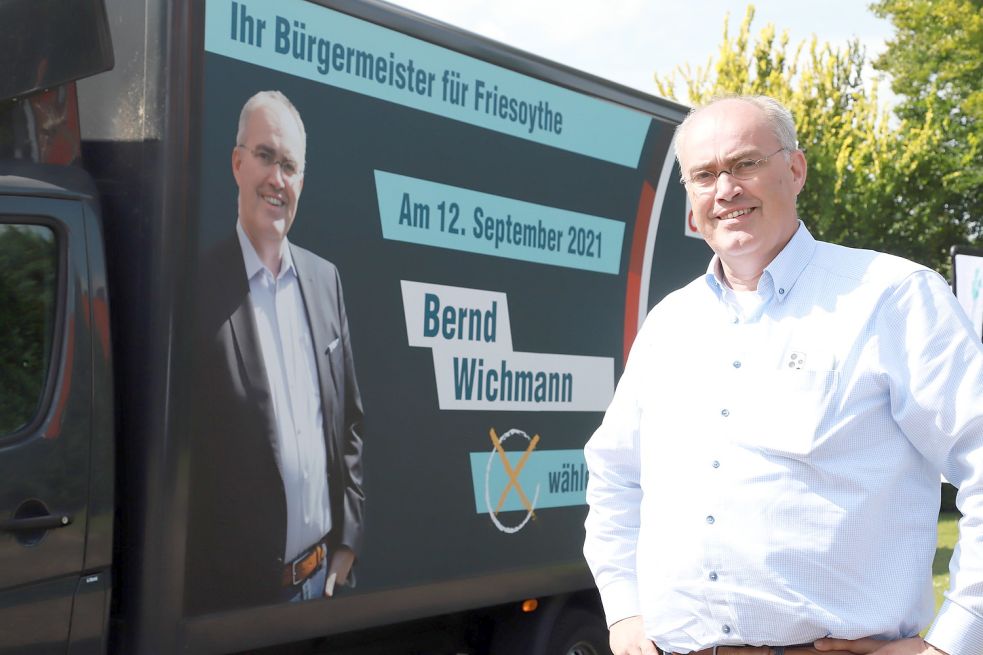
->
[[0, 225, 56, 434], [655, 5, 978, 273], [871, 0, 983, 252]]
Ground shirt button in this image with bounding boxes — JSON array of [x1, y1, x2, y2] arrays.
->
[[720, 409, 730, 417], [706, 515, 715, 524], [778, 288, 786, 294], [712, 460, 720, 468], [709, 571, 718, 581], [722, 625, 731, 634], [732, 360, 741, 368]]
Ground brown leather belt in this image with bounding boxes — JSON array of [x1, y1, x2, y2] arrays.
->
[[282, 542, 327, 587], [690, 648, 770, 655], [667, 645, 811, 655]]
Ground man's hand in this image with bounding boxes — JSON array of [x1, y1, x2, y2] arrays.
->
[[324, 546, 355, 598], [609, 615, 658, 655], [814, 637, 949, 655]]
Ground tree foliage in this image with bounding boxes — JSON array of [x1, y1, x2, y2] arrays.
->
[[0, 225, 56, 434], [871, 0, 982, 256], [654, 4, 981, 273]]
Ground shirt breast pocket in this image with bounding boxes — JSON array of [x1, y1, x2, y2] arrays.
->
[[739, 368, 840, 458]]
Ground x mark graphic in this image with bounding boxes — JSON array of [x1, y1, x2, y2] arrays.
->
[[489, 428, 540, 517]]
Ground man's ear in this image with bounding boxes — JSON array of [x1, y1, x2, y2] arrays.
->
[[791, 148, 807, 194], [231, 146, 243, 183]]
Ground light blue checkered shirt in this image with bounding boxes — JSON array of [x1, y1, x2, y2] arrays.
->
[[584, 223, 983, 655]]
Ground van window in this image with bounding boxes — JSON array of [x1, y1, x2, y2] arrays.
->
[[0, 223, 57, 435]]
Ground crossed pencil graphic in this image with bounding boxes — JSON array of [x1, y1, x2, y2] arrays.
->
[[489, 428, 540, 517]]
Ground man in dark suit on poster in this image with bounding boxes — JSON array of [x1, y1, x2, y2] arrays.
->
[[186, 90, 365, 614]]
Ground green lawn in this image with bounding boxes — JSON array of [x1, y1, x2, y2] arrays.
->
[[934, 512, 960, 611]]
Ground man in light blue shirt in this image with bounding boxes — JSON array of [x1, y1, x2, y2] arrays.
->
[[583, 95, 983, 655]]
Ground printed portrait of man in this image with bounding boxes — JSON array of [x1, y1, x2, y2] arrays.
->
[[186, 90, 365, 615]]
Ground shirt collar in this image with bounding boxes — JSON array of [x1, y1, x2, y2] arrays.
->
[[236, 220, 296, 281], [762, 220, 815, 303], [702, 220, 816, 303]]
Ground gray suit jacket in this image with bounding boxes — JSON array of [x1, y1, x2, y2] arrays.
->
[[186, 234, 365, 615]]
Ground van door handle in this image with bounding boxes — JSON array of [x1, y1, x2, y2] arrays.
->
[[0, 514, 72, 532]]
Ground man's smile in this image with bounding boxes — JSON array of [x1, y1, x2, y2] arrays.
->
[[263, 193, 285, 208], [717, 207, 755, 220]]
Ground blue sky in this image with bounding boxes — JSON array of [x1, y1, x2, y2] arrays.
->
[[384, 0, 897, 106]]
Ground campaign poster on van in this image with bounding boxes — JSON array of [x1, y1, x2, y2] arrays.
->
[[184, 0, 705, 616]]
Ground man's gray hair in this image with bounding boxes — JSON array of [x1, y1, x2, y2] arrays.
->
[[674, 94, 798, 162], [235, 90, 307, 167]]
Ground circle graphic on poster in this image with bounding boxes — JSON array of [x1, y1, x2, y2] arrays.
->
[[484, 428, 541, 534]]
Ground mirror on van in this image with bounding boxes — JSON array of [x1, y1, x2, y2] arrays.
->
[[0, 0, 114, 103]]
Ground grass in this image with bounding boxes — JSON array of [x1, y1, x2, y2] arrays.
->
[[933, 511, 960, 612]]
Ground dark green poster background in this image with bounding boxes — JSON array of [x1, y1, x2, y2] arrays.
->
[[187, 8, 709, 615]]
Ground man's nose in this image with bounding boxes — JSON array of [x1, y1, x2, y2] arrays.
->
[[266, 161, 287, 188], [714, 171, 743, 201]]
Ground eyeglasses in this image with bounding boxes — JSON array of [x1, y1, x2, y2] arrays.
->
[[681, 147, 788, 190], [236, 144, 303, 178]]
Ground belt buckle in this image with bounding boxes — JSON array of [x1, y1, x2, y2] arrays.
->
[[290, 545, 314, 586], [290, 556, 305, 586], [290, 543, 323, 586]]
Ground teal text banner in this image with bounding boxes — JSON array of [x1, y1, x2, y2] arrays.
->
[[376, 171, 624, 274], [469, 448, 588, 513], [204, 0, 651, 167]]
